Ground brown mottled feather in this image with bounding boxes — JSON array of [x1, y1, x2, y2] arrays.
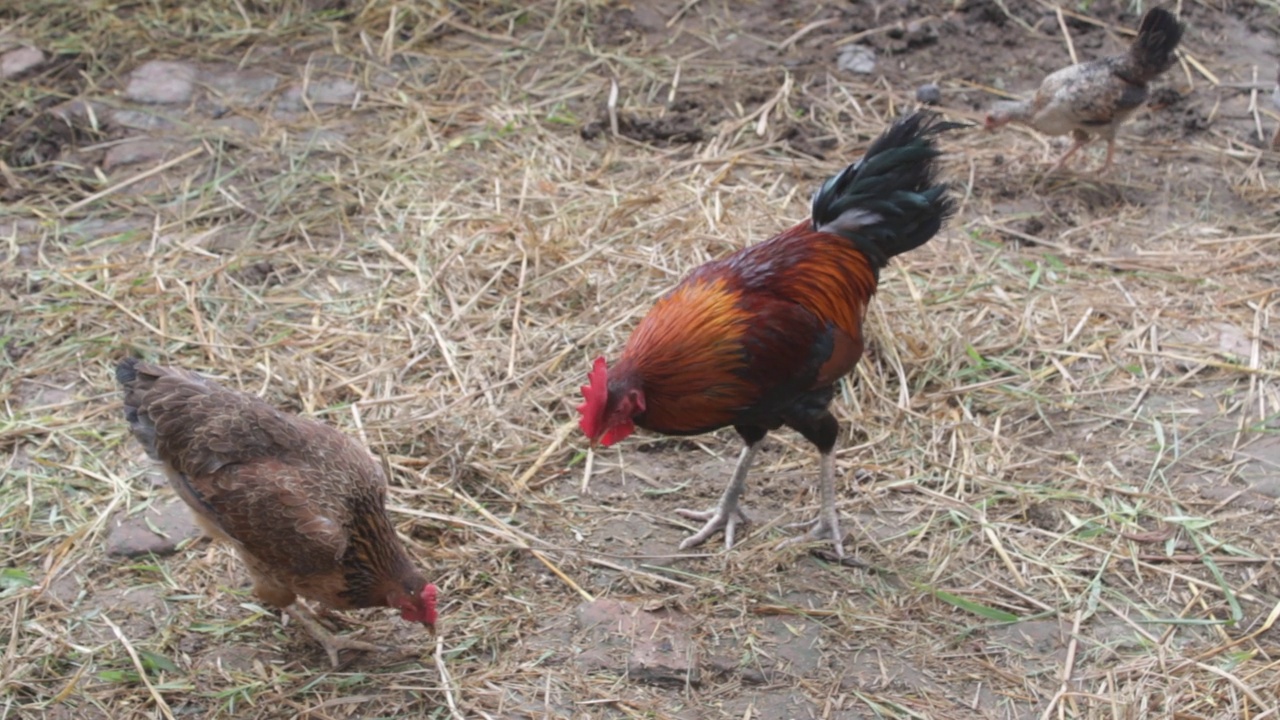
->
[[118, 359, 424, 612]]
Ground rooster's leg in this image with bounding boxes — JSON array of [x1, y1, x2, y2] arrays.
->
[[776, 452, 846, 558], [286, 602, 382, 668], [675, 441, 761, 550]]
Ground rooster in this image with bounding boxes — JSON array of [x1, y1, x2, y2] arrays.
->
[[984, 7, 1184, 172], [116, 358, 438, 666], [577, 112, 954, 557]]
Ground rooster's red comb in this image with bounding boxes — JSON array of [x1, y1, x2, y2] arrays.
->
[[577, 356, 609, 440]]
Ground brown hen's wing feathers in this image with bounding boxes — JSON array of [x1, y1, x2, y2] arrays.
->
[[126, 363, 384, 596]]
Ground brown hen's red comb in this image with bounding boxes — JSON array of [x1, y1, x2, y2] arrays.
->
[[422, 583, 439, 631], [577, 356, 608, 439]]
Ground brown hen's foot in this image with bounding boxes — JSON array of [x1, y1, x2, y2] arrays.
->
[[675, 503, 750, 551], [286, 604, 382, 668]]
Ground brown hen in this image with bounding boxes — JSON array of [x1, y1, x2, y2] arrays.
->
[[116, 357, 437, 667]]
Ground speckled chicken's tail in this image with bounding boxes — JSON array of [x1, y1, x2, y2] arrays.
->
[[1122, 7, 1184, 83]]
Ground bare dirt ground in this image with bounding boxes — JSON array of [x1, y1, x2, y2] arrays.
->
[[3, 1, 1279, 718]]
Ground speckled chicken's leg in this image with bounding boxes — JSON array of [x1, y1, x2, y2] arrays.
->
[[776, 452, 845, 558], [1101, 138, 1118, 173], [1049, 132, 1090, 173], [675, 442, 761, 551], [286, 602, 382, 668]]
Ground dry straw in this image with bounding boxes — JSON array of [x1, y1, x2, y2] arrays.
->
[[1, 0, 1278, 718]]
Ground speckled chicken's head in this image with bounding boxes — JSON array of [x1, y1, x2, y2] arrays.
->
[[392, 582, 438, 632], [984, 100, 1026, 131], [577, 357, 644, 447]]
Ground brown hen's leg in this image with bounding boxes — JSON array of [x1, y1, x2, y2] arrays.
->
[[675, 442, 760, 551], [286, 602, 382, 668], [776, 452, 845, 557]]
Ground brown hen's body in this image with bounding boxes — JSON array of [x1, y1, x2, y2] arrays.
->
[[116, 358, 437, 666], [579, 112, 956, 557], [985, 7, 1184, 172]]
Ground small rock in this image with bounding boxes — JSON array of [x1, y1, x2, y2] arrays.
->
[[916, 83, 942, 106], [1215, 322, 1252, 359], [575, 598, 701, 687], [836, 44, 876, 75], [45, 571, 84, 606], [47, 99, 111, 128], [187, 225, 247, 252], [287, 127, 348, 149], [107, 498, 203, 558], [126, 60, 197, 104], [628, 634, 698, 687], [1197, 486, 1273, 511], [277, 78, 359, 112], [201, 68, 280, 108], [1, 46, 45, 79], [210, 115, 261, 140], [903, 19, 937, 46], [576, 597, 637, 632], [102, 138, 187, 171], [110, 108, 176, 132], [1249, 480, 1280, 500]]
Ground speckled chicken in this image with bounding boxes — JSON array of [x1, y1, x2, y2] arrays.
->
[[116, 358, 438, 667], [985, 7, 1184, 172]]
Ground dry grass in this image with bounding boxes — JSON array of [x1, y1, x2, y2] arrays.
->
[[2, 0, 1280, 718]]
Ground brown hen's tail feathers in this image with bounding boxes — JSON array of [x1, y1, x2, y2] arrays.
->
[[117, 357, 160, 460], [117, 358, 221, 464], [1121, 7, 1184, 84]]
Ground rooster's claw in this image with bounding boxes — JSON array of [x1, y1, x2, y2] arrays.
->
[[675, 504, 750, 551]]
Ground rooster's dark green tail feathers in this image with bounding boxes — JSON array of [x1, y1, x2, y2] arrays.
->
[[810, 111, 959, 270]]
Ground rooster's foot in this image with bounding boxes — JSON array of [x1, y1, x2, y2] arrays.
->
[[675, 504, 750, 551], [777, 510, 846, 558]]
